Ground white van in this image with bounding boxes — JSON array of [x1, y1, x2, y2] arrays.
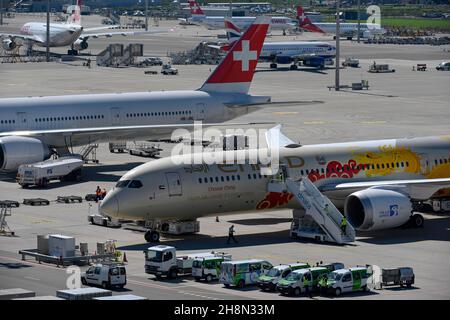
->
[[81, 264, 127, 289], [325, 267, 369, 296], [220, 259, 272, 288]]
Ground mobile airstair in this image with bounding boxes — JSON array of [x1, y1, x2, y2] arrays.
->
[[118, 43, 143, 66], [79, 143, 99, 163], [0, 205, 13, 236], [96, 44, 124, 67], [267, 175, 355, 244]]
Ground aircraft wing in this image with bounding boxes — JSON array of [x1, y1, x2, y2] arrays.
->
[[0, 33, 44, 43], [80, 29, 164, 40], [320, 178, 450, 200]]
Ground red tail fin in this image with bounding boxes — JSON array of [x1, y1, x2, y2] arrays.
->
[[188, 0, 205, 16], [199, 16, 269, 94], [297, 5, 325, 34]]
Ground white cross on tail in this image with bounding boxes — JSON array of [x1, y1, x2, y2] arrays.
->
[[233, 40, 257, 72]]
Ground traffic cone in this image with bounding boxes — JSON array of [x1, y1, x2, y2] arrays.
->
[[123, 252, 128, 264]]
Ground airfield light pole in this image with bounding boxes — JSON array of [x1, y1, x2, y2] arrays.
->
[[46, 0, 50, 62], [145, 0, 148, 31], [0, 0, 3, 26], [357, 0, 361, 43], [335, 0, 340, 91]]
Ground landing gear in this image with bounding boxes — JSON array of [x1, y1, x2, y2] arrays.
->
[[67, 49, 78, 55], [269, 63, 278, 69], [411, 214, 424, 228], [144, 230, 160, 242], [290, 64, 298, 70], [283, 30, 286, 36]]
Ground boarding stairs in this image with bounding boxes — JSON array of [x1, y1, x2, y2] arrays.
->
[[118, 44, 143, 66], [267, 176, 355, 244], [0, 206, 13, 236], [96, 44, 124, 67], [79, 143, 99, 164]]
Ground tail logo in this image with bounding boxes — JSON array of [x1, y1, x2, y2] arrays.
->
[[233, 40, 257, 72]]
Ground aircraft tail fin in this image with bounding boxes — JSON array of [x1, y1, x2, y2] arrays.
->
[[297, 5, 325, 34], [188, 0, 205, 16], [198, 16, 269, 94], [67, 0, 82, 25]]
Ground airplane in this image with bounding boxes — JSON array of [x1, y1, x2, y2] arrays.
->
[[100, 126, 450, 242], [220, 19, 336, 70], [0, 0, 160, 55], [0, 17, 284, 172], [185, 0, 296, 35], [297, 6, 386, 40]]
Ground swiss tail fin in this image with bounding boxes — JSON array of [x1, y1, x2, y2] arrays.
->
[[297, 5, 325, 33], [67, 0, 82, 25], [199, 16, 269, 94], [188, 0, 205, 16]]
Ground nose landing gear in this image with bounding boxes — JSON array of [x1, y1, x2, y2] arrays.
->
[[144, 230, 160, 243]]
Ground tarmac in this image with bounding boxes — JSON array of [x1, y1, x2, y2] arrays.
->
[[0, 14, 449, 300]]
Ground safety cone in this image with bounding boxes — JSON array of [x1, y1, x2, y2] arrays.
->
[[123, 252, 128, 264]]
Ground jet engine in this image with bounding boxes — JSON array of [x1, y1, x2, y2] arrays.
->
[[73, 39, 88, 51], [0, 136, 50, 171], [2, 39, 17, 51], [344, 188, 413, 231]]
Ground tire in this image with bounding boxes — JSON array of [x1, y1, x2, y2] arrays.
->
[[169, 269, 178, 279], [144, 231, 152, 242], [406, 282, 412, 288], [335, 288, 341, 296], [81, 278, 87, 285], [103, 219, 108, 227], [224, 284, 230, 288], [89, 217, 94, 224], [293, 287, 301, 296], [118, 284, 125, 289], [237, 279, 245, 289], [150, 231, 160, 242], [412, 214, 424, 228], [206, 274, 213, 282], [102, 281, 109, 289], [194, 277, 201, 282], [362, 285, 369, 292]]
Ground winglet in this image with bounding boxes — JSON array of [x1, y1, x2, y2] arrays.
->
[[265, 124, 297, 150], [199, 16, 270, 94]]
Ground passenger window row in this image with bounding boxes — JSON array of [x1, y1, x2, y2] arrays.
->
[[434, 158, 449, 166], [34, 115, 105, 122], [198, 175, 241, 184], [126, 110, 192, 118], [0, 119, 16, 124]]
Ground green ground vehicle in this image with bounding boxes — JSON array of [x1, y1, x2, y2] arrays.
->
[[276, 267, 329, 296], [325, 267, 370, 296], [191, 253, 232, 282], [220, 259, 273, 288], [257, 262, 310, 291]]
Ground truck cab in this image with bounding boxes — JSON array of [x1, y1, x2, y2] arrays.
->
[[326, 267, 370, 296], [192, 253, 232, 282], [257, 262, 310, 291], [81, 263, 126, 289]]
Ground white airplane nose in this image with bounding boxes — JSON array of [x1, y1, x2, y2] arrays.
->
[[100, 195, 119, 217]]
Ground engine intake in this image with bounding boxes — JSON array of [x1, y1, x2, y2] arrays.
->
[[344, 188, 413, 231], [73, 39, 88, 51], [0, 136, 50, 171], [2, 39, 17, 51]]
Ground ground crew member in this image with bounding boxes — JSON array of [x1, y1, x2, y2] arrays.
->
[[95, 186, 102, 202], [303, 275, 312, 298], [341, 216, 347, 234], [318, 275, 327, 294], [86, 58, 91, 69], [227, 225, 238, 244], [101, 188, 107, 199]]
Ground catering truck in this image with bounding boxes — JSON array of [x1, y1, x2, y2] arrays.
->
[[144, 245, 224, 279], [191, 253, 232, 282], [256, 262, 310, 291]]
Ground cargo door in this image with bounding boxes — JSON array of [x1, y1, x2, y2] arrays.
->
[[165, 172, 182, 196]]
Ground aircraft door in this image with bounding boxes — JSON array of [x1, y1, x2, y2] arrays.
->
[[165, 172, 182, 196], [419, 153, 430, 176], [110, 107, 121, 126], [195, 103, 206, 121], [16, 112, 28, 130]]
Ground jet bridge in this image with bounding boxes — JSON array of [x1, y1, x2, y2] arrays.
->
[[267, 175, 355, 244]]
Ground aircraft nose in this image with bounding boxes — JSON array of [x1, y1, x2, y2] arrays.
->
[[100, 195, 119, 217]]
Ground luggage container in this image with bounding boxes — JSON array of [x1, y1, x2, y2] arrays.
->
[[381, 267, 414, 288], [48, 234, 75, 258]]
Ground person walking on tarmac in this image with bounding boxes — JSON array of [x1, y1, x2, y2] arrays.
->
[[341, 216, 347, 234], [303, 275, 312, 298], [227, 225, 238, 244], [95, 186, 102, 202]]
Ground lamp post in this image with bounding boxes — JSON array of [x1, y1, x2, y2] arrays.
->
[[46, 0, 50, 62], [357, 0, 361, 43], [335, 0, 340, 91], [145, 0, 148, 31]]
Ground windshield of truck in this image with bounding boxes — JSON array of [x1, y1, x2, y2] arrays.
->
[[286, 273, 300, 281], [192, 260, 202, 268], [328, 272, 342, 281], [267, 268, 281, 277], [145, 250, 163, 262]]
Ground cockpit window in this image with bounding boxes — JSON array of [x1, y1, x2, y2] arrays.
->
[[116, 180, 130, 188], [128, 180, 143, 188]]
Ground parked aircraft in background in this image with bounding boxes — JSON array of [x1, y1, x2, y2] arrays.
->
[[101, 127, 450, 242], [0, 0, 161, 55], [0, 17, 281, 172], [222, 19, 336, 69], [186, 0, 296, 34], [297, 6, 386, 39]]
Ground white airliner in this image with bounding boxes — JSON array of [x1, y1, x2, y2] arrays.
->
[[222, 19, 336, 69], [186, 0, 296, 33], [0, 0, 159, 54], [0, 17, 278, 172], [297, 6, 386, 39], [101, 127, 450, 242]]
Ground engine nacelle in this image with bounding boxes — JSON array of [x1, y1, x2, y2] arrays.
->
[[73, 39, 88, 51], [0, 136, 50, 171], [344, 188, 412, 231], [2, 39, 17, 51]]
